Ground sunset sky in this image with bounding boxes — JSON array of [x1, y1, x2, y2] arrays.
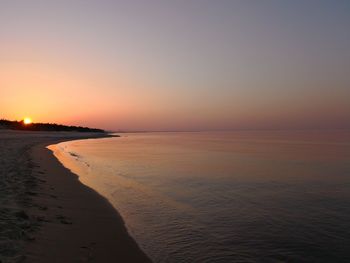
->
[[1, 0, 350, 131]]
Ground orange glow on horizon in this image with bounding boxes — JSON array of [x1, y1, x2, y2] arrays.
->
[[23, 117, 32, 125]]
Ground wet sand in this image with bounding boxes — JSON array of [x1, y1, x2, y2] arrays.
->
[[0, 130, 151, 263]]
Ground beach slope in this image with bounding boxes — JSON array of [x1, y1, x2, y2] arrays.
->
[[0, 130, 151, 263]]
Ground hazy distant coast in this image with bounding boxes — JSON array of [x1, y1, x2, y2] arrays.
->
[[0, 119, 105, 133], [0, 130, 150, 262]]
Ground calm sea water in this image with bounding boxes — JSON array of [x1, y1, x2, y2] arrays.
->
[[50, 131, 350, 262]]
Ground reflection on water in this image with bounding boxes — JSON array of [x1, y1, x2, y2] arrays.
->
[[49, 131, 350, 262]]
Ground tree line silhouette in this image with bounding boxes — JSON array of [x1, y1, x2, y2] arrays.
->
[[0, 119, 105, 133]]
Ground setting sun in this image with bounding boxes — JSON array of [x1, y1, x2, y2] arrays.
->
[[23, 117, 32, 125]]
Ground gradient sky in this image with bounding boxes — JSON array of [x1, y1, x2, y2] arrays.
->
[[1, 0, 350, 131]]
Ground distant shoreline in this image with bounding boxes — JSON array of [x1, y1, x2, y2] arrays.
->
[[0, 119, 105, 133]]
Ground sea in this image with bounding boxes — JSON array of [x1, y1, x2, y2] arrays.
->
[[48, 131, 350, 262]]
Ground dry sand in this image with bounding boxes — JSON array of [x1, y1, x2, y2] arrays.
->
[[0, 130, 151, 263]]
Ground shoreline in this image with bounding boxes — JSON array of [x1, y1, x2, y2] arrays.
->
[[0, 131, 151, 262]]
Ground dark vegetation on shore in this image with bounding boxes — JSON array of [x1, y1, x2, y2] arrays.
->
[[0, 119, 105, 133]]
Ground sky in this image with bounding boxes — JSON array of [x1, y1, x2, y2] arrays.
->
[[1, 0, 350, 131]]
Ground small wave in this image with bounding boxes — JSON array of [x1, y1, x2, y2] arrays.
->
[[68, 152, 80, 158]]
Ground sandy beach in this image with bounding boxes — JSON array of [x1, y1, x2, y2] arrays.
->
[[0, 130, 151, 263]]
